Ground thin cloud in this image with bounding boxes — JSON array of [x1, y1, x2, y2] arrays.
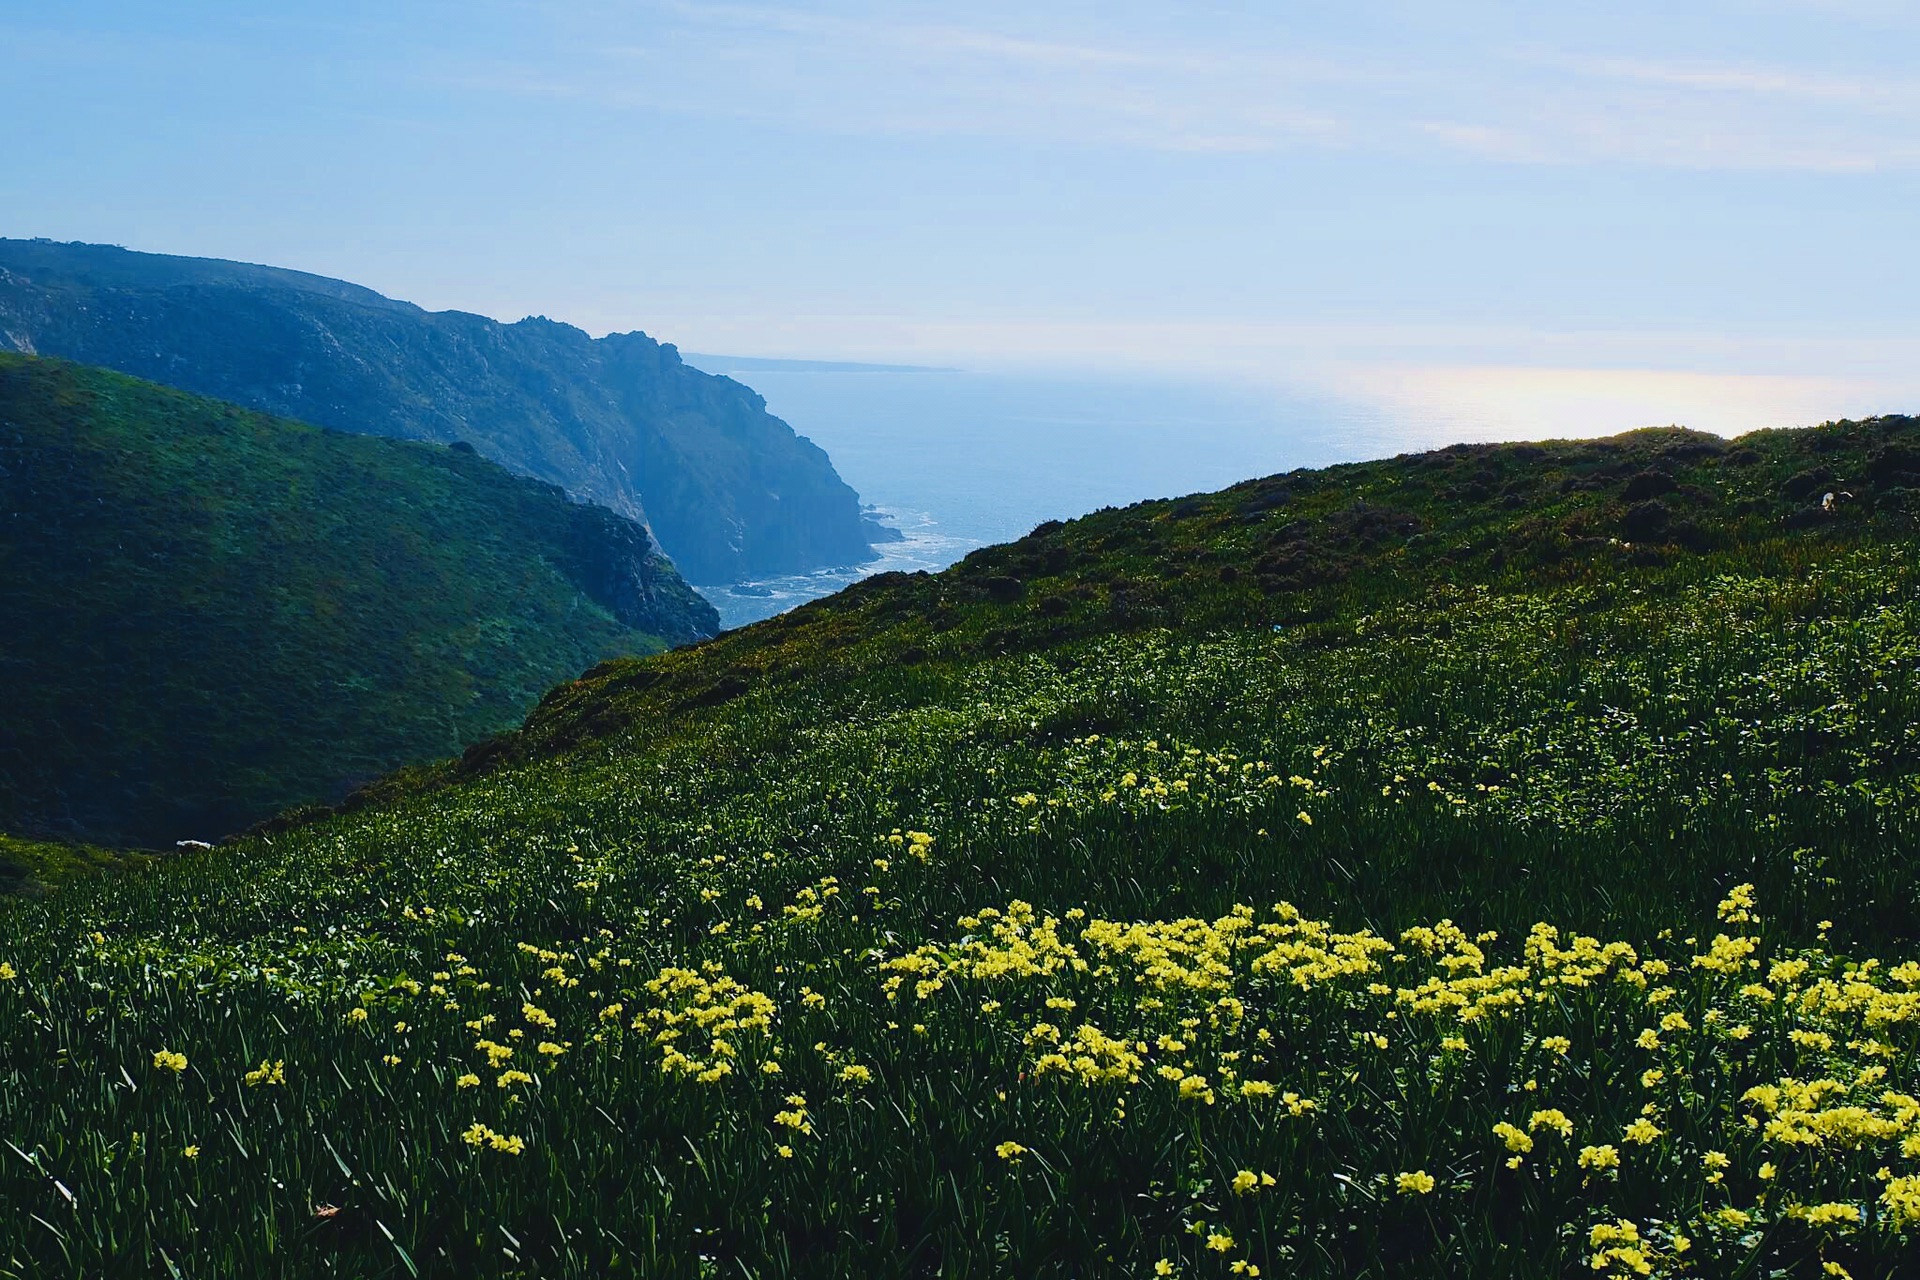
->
[[442, 2, 1920, 171], [1557, 53, 1918, 109]]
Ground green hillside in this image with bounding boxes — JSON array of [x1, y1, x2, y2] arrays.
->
[[5, 413, 1920, 1277], [0, 354, 716, 847]]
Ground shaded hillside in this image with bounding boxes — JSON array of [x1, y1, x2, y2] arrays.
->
[[0, 239, 885, 582], [0, 354, 716, 846], [7, 412, 1920, 1277]]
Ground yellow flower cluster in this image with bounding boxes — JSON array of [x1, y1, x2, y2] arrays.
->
[[151, 1049, 188, 1073], [1030, 1023, 1144, 1086], [884, 900, 1084, 1000], [881, 829, 936, 863], [1784, 1201, 1860, 1228], [633, 964, 777, 1084], [1742, 1077, 1918, 1151], [773, 1093, 813, 1137], [1587, 1220, 1652, 1276], [242, 1059, 286, 1088], [461, 1122, 525, 1155], [1491, 1121, 1532, 1154], [1883, 1174, 1920, 1226]]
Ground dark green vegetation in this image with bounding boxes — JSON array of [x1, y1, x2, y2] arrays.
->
[[0, 239, 887, 582], [7, 413, 1920, 1278], [0, 833, 148, 898], [0, 354, 716, 847]]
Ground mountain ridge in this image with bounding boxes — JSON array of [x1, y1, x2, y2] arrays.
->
[[0, 238, 884, 582]]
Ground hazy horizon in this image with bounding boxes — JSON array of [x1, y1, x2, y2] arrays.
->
[[8, 2, 1920, 439]]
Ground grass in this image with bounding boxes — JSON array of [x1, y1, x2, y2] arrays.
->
[[0, 834, 149, 897], [0, 354, 714, 848], [3, 414, 1920, 1276]]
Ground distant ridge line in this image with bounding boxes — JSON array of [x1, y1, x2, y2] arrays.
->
[[682, 352, 960, 375]]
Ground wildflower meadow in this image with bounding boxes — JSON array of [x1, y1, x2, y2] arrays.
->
[[7, 422, 1920, 1277]]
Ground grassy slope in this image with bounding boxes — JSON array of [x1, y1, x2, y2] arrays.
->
[[4, 416, 1920, 1277], [0, 354, 713, 848], [0, 833, 149, 897]]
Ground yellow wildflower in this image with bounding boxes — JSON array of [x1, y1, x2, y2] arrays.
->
[[1786, 1202, 1860, 1229], [1395, 1171, 1435, 1195], [1177, 1074, 1216, 1103], [1528, 1109, 1573, 1138], [461, 1122, 525, 1155], [1882, 1175, 1920, 1226], [1492, 1122, 1532, 1154], [243, 1060, 285, 1088], [152, 1050, 188, 1073], [1623, 1118, 1661, 1145]]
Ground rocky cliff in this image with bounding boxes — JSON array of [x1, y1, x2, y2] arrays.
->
[[0, 239, 880, 583]]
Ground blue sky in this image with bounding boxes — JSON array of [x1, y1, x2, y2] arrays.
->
[[6, 1, 1919, 434]]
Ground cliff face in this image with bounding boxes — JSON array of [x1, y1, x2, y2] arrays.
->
[[0, 354, 716, 846], [0, 239, 880, 583], [550, 495, 720, 639]]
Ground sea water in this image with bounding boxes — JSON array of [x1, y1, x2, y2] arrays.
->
[[683, 365, 1431, 630]]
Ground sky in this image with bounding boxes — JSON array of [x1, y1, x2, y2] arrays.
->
[[6, 0, 1919, 435]]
